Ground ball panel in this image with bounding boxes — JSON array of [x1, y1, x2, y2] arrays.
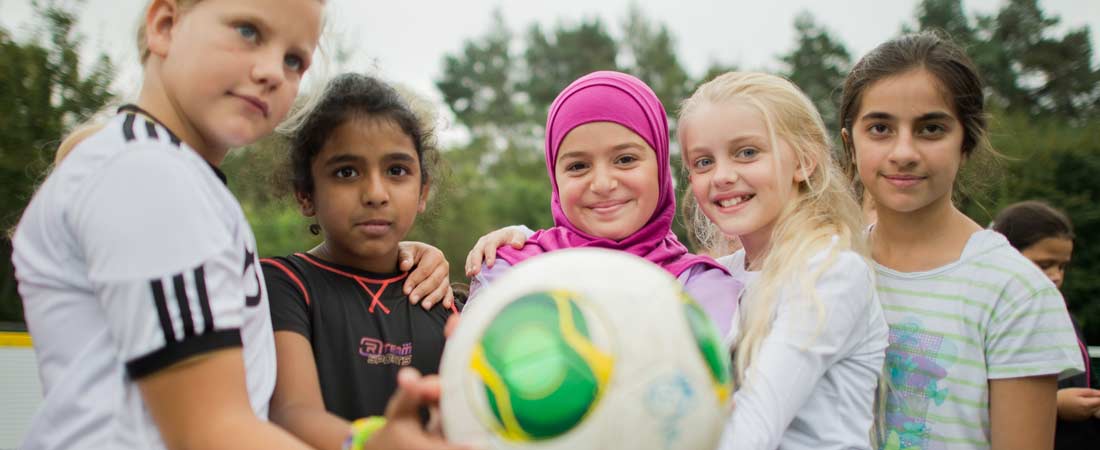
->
[[681, 295, 733, 400], [472, 291, 614, 441]]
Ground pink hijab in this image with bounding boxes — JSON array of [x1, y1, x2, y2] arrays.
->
[[496, 71, 726, 277]]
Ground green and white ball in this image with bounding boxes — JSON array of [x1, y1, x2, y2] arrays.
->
[[441, 248, 732, 449]]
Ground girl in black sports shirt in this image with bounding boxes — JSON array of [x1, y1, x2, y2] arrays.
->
[[262, 73, 458, 450]]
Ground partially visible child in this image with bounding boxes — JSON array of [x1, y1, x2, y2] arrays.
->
[[839, 32, 1083, 449], [679, 71, 888, 449], [261, 73, 460, 449], [463, 70, 741, 336], [992, 200, 1100, 449], [11, 1, 458, 448]]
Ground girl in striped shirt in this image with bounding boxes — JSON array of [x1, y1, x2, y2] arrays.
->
[[839, 32, 1083, 450]]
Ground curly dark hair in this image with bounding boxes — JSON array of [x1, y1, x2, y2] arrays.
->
[[286, 73, 436, 196]]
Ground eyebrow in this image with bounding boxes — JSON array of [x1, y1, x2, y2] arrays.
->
[[557, 142, 648, 161], [859, 111, 955, 122], [322, 151, 417, 166], [685, 135, 765, 156], [383, 152, 417, 163], [322, 153, 363, 166]]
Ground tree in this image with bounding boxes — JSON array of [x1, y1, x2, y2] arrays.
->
[[436, 10, 531, 138], [620, 3, 692, 112], [913, 0, 977, 46], [0, 2, 116, 323], [966, 112, 1100, 342], [780, 12, 852, 130], [521, 18, 620, 124], [973, 0, 1099, 118]]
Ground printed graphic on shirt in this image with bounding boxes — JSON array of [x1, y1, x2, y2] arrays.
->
[[358, 337, 413, 366], [884, 318, 958, 450]]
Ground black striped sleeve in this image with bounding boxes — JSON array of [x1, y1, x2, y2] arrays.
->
[[126, 264, 242, 380]]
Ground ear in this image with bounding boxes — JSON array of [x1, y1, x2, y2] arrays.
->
[[417, 181, 431, 213], [295, 191, 316, 217], [145, 0, 181, 59]]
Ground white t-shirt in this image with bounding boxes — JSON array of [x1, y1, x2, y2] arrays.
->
[[12, 106, 276, 450], [875, 230, 1082, 450], [717, 244, 889, 450]]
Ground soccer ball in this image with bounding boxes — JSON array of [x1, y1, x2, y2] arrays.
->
[[440, 248, 732, 449]]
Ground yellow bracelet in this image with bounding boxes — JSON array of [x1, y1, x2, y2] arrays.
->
[[342, 416, 387, 450]]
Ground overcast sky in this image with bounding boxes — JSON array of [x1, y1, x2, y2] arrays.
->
[[2, 0, 1097, 139]]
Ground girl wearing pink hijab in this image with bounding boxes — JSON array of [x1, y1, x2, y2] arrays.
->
[[466, 71, 742, 336]]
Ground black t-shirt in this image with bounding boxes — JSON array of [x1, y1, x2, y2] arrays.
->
[[262, 253, 456, 418]]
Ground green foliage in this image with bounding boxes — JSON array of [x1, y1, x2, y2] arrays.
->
[[0, 3, 115, 322], [965, 113, 1100, 341], [779, 12, 851, 129]]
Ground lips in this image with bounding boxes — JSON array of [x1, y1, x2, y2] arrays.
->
[[355, 219, 392, 236], [232, 93, 269, 117], [881, 173, 926, 188], [587, 199, 630, 215]]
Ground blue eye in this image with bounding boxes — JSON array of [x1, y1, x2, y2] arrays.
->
[[285, 54, 304, 72], [735, 147, 759, 159], [693, 157, 713, 170], [236, 24, 259, 42]]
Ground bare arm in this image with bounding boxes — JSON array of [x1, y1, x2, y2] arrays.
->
[[270, 331, 351, 450], [138, 348, 313, 450], [989, 375, 1058, 450]]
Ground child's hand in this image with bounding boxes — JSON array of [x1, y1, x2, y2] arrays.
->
[[1056, 387, 1100, 421], [464, 227, 529, 277], [398, 242, 454, 310], [365, 368, 473, 450]]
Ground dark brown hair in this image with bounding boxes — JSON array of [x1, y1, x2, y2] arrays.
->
[[992, 200, 1074, 251]]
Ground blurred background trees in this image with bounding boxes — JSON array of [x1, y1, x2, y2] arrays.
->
[[2, 0, 1098, 340]]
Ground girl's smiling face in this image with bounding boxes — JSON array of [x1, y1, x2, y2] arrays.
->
[[681, 101, 805, 249], [849, 68, 966, 216], [554, 121, 660, 241]]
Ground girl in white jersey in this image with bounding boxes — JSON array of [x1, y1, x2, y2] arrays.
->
[[12, 1, 461, 449], [838, 31, 1082, 449], [679, 72, 889, 449]]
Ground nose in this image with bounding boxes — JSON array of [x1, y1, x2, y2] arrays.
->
[[712, 159, 738, 187], [362, 173, 389, 207], [589, 164, 618, 194], [887, 130, 920, 168], [251, 47, 287, 90]]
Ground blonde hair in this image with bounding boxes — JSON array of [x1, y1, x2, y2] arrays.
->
[[54, 122, 106, 164], [680, 72, 878, 438]]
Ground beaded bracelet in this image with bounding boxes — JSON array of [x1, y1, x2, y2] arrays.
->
[[342, 416, 387, 450]]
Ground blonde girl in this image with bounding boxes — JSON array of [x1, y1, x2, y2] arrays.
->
[[679, 71, 888, 449]]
